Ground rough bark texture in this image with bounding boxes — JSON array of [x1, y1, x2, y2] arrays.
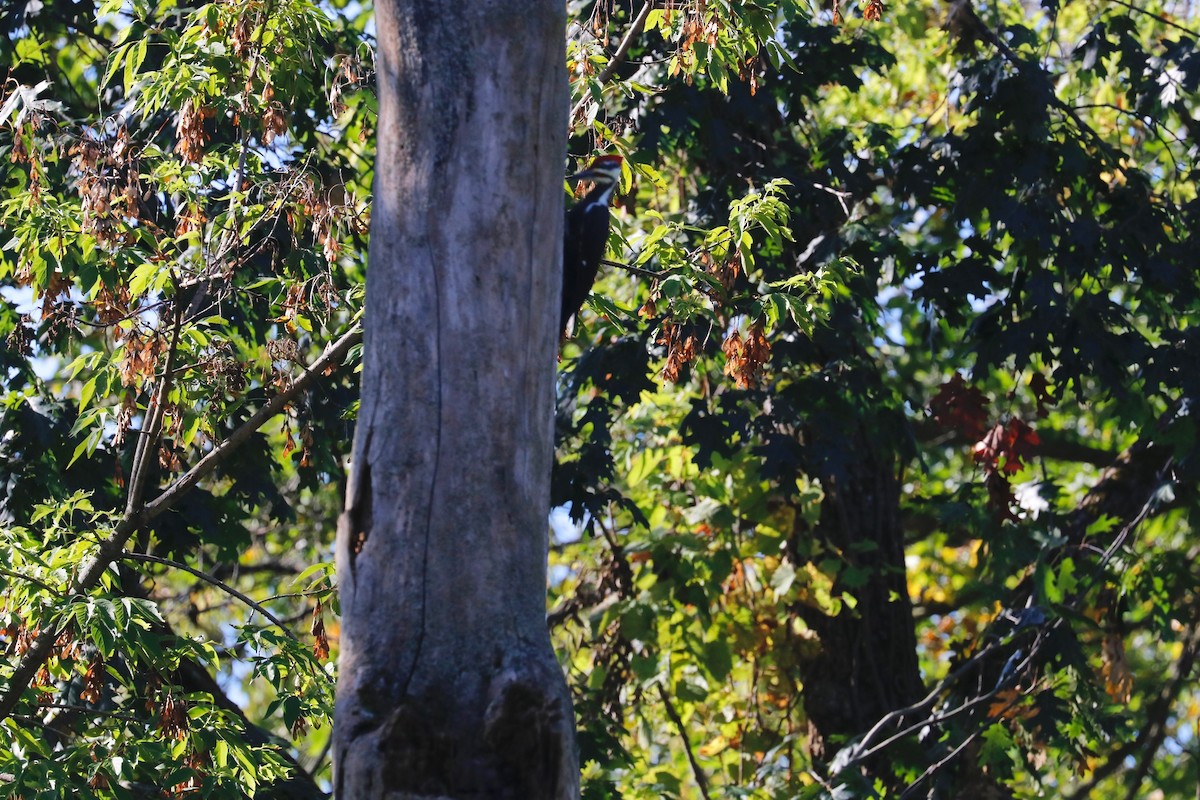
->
[[333, 1, 574, 797], [794, 426, 925, 764]]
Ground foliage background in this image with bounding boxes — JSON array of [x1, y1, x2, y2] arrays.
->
[[1, 0, 1198, 797]]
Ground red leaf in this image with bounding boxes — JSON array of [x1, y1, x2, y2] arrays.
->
[[930, 374, 990, 440], [974, 418, 1039, 474]]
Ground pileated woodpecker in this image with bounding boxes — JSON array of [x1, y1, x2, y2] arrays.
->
[[562, 154, 623, 335]]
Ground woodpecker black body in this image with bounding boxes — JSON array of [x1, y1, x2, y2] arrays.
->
[[562, 155, 623, 335]]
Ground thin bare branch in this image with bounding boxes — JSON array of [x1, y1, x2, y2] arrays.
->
[[126, 300, 184, 515], [570, 1, 656, 124], [0, 567, 65, 598], [899, 725, 987, 800], [121, 552, 296, 639], [657, 682, 713, 800], [600, 256, 667, 279]]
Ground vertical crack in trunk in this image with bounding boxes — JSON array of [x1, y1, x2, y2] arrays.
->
[[333, 0, 573, 795]]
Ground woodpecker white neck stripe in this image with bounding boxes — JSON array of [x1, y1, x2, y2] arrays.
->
[[591, 183, 617, 209]]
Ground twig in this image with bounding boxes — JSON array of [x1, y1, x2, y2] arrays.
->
[[1071, 102, 1183, 177], [844, 639, 999, 762], [898, 671, 1041, 799], [1105, 0, 1199, 37], [125, 301, 184, 515], [263, 588, 334, 603], [898, 726, 986, 799], [844, 637, 1042, 770], [601, 257, 666, 279], [32, 703, 146, 724], [0, 323, 362, 724], [570, 1, 656, 124], [0, 567, 65, 598], [656, 682, 713, 800], [121, 552, 295, 639], [841, 619, 1060, 783]]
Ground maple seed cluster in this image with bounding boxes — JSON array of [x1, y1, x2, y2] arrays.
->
[[329, 55, 368, 118], [723, 324, 772, 389], [0, 621, 82, 695], [118, 330, 168, 388], [659, 322, 698, 383], [71, 128, 144, 245], [672, 5, 723, 82], [175, 99, 214, 164], [9, 117, 46, 202], [292, 178, 369, 265], [704, 248, 743, 293], [261, 83, 289, 144], [230, 12, 255, 58]]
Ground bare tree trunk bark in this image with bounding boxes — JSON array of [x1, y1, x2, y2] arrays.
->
[[333, 1, 575, 797], [794, 426, 924, 765]]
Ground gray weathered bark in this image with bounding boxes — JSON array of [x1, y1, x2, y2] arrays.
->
[[333, 1, 575, 797]]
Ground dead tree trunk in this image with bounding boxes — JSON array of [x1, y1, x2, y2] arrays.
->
[[333, 1, 575, 797]]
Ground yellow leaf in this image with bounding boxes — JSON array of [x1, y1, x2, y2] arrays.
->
[[698, 734, 728, 757]]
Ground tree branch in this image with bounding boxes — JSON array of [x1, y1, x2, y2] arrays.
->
[[601, 256, 667, 279], [126, 300, 184, 515], [656, 682, 712, 800], [1105, 0, 1199, 37], [0, 566, 64, 598], [953, 0, 1114, 155], [120, 552, 297, 640], [570, 1, 655, 124], [0, 323, 362, 724]]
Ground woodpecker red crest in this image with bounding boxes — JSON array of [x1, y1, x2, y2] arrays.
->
[[570, 154, 624, 188]]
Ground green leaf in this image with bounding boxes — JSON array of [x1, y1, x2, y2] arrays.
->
[[293, 561, 334, 589], [702, 639, 733, 682], [769, 561, 796, 595], [102, 42, 132, 89], [78, 376, 98, 412], [127, 260, 161, 298], [124, 37, 148, 92], [627, 449, 663, 487], [67, 427, 102, 467]]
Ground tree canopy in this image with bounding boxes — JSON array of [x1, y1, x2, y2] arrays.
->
[[1, 0, 1199, 797]]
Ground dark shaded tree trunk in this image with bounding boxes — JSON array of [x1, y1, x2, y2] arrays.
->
[[332, 1, 575, 797], [794, 426, 924, 764]]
